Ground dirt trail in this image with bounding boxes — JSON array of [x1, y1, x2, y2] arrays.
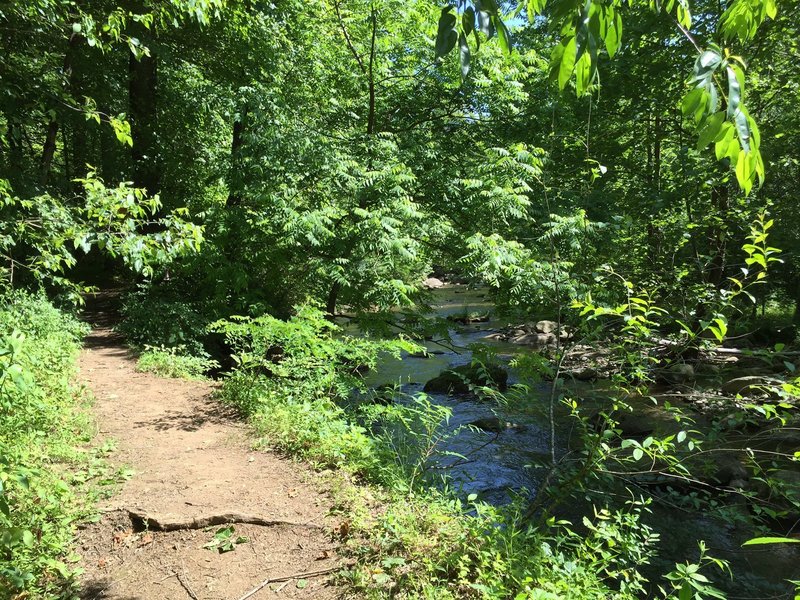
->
[[75, 307, 342, 600]]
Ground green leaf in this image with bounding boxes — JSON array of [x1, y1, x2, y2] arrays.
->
[[692, 49, 722, 84], [605, 10, 622, 58], [726, 65, 745, 119], [557, 36, 577, 90], [679, 581, 693, 600], [462, 7, 475, 36], [633, 448, 644, 461], [733, 107, 751, 152], [682, 88, 704, 119], [527, 0, 546, 21], [742, 536, 800, 546], [475, 0, 496, 39], [736, 150, 752, 194], [575, 52, 591, 96], [435, 7, 458, 59], [495, 15, 511, 54], [459, 33, 471, 79], [22, 530, 34, 547], [696, 111, 726, 150]]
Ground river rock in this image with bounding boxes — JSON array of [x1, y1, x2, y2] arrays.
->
[[469, 417, 505, 432], [423, 277, 444, 289], [660, 363, 695, 385], [712, 453, 750, 486], [571, 367, 598, 381], [448, 312, 490, 324], [481, 332, 505, 341], [468, 417, 525, 433], [617, 413, 654, 438], [423, 363, 508, 395], [510, 332, 555, 346], [721, 375, 780, 396], [536, 320, 559, 334], [591, 411, 653, 439]]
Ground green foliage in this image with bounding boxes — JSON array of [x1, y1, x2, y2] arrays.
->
[[202, 526, 248, 553], [0, 292, 95, 597], [213, 304, 419, 472], [0, 173, 203, 301], [342, 487, 727, 599], [135, 344, 218, 380], [437, 0, 776, 193], [118, 285, 213, 356]]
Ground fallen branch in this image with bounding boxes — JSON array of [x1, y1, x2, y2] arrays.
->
[[177, 567, 199, 600], [654, 337, 800, 357], [127, 509, 322, 532], [235, 564, 346, 600]]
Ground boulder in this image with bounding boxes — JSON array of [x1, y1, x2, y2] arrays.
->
[[481, 332, 505, 341], [571, 367, 598, 381], [712, 453, 750, 486], [617, 413, 654, 439], [721, 375, 781, 396], [536, 320, 559, 334], [660, 363, 695, 385], [469, 417, 505, 433], [590, 411, 653, 439], [423, 363, 508, 395], [510, 333, 555, 346], [423, 277, 444, 289]]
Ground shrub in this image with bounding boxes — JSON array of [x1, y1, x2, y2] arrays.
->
[[0, 292, 92, 597], [213, 305, 418, 473], [136, 344, 218, 379], [118, 285, 211, 356]]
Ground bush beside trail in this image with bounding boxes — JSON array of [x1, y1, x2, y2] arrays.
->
[[0, 293, 99, 598]]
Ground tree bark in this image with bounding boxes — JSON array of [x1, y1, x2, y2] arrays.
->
[[129, 46, 160, 195], [40, 30, 81, 186], [226, 104, 248, 207], [706, 182, 729, 288], [325, 281, 341, 319]]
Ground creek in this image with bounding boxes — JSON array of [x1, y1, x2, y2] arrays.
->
[[357, 285, 799, 599]]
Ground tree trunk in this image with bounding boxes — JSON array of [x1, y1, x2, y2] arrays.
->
[[129, 47, 160, 195], [326, 281, 341, 319], [40, 30, 80, 186], [793, 279, 800, 325], [226, 104, 247, 207], [706, 183, 729, 288]]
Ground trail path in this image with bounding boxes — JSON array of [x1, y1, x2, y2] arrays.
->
[[75, 304, 341, 600]]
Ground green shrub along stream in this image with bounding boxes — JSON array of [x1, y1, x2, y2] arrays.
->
[[210, 305, 736, 599], [0, 293, 100, 597]]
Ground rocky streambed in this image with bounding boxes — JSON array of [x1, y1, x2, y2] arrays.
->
[[357, 285, 800, 598]]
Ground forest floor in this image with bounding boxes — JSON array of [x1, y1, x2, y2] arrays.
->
[[74, 301, 343, 600]]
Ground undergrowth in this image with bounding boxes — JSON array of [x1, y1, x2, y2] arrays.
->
[[0, 292, 114, 598], [135, 344, 218, 379], [212, 304, 725, 599]]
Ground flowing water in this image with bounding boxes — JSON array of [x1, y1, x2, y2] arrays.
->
[[357, 285, 799, 599]]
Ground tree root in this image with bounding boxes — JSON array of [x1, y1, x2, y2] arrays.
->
[[127, 509, 322, 532]]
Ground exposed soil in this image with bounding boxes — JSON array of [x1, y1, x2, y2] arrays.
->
[[75, 302, 343, 600]]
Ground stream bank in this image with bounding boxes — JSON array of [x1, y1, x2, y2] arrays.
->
[[357, 285, 800, 599]]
